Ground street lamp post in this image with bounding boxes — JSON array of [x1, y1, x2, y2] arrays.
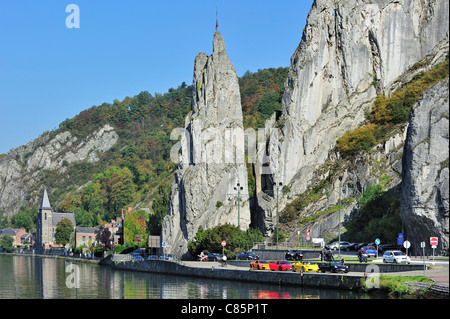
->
[[274, 181, 283, 250], [234, 183, 244, 229]]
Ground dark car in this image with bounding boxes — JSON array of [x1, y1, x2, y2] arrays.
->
[[318, 261, 349, 273], [236, 251, 259, 260], [285, 250, 304, 261], [206, 253, 223, 261], [355, 243, 368, 250]]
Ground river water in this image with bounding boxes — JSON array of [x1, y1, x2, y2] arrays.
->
[[0, 254, 386, 299]]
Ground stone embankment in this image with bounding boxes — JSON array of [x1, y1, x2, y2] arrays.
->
[[100, 255, 362, 291]]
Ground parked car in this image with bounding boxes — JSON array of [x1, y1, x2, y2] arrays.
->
[[236, 251, 259, 260], [159, 254, 174, 261], [206, 253, 222, 261], [285, 250, 304, 261], [355, 243, 368, 250], [269, 260, 293, 271], [382, 250, 411, 264], [292, 262, 319, 272], [131, 255, 144, 261], [361, 245, 377, 257], [326, 241, 352, 251], [250, 260, 270, 270], [340, 242, 355, 251], [129, 248, 145, 260], [379, 244, 404, 253], [318, 261, 349, 273]]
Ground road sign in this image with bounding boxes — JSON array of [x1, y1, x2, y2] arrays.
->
[[162, 241, 166, 247], [420, 241, 426, 248], [221, 241, 226, 247], [403, 240, 411, 249], [397, 233, 404, 245], [306, 234, 310, 240], [430, 237, 438, 246], [375, 238, 380, 245]]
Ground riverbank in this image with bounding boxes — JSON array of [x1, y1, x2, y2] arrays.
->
[[99, 255, 449, 298], [2, 252, 447, 298], [0, 251, 100, 265]]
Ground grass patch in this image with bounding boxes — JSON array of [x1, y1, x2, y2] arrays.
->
[[377, 275, 434, 295], [337, 57, 449, 158]]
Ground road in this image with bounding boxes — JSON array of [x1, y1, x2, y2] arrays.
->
[[182, 254, 449, 287]]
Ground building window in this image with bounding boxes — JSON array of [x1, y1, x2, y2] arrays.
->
[[89, 236, 92, 241], [44, 213, 47, 220], [82, 236, 85, 241]]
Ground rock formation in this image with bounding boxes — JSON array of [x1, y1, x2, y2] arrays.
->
[[0, 124, 118, 215], [254, 0, 449, 239], [162, 32, 250, 258], [400, 79, 449, 255]]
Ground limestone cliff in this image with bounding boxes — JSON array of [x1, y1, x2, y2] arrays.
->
[[400, 79, 449, 254], [0, 124, 118, 215], [254, 0, 449, 242], [162, 32, 250, 258]]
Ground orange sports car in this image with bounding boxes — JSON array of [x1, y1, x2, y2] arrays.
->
[[250, 260, 270, 270]]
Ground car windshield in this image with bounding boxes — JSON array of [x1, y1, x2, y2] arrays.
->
[[393, 251, 405, 256], [259, 260, 269, 264], [303, 262, 313, 265], [280, 261, 291, 264], [367, 246, 375, 250]]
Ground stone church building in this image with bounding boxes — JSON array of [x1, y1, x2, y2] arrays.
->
[[35, 188, 76, 250]]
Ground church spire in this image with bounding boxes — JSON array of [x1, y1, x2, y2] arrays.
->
[[40, 187, 52, 210]]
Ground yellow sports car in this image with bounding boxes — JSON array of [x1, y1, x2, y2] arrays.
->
[[292, 261, 319, 272], [250, 260, 270, 270]]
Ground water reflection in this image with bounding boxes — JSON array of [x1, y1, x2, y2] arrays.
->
[[0, 255, 383, 299]]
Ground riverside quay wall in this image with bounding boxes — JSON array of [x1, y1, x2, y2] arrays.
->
[[99, 257, 363, 291]]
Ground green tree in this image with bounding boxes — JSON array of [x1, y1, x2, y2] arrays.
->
[[0, 235, 14, 252], [71, 207, 95, 227], [123, 209, 149, 245], [148, 182, 170, 235], [11, 211, 34, 232], [54, 217, 74, 245], [187, 224, 263, 258], [106, 167, 136, 219]]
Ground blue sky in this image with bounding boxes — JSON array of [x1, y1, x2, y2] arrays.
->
[[0, 0, 313, 154]]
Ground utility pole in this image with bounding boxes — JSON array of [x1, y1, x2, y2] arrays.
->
[[274, 181, 283, 250], [234, 183, 243, 229], [228, 183, 248, 230], [338, 176, 343, 258]]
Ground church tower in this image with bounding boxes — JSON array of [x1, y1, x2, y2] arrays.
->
[[36, 188, 53, 249]]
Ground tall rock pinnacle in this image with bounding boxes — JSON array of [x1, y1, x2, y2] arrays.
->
[[162, 32, 250, 258]]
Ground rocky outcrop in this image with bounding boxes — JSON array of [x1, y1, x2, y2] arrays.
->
[[0, 124, 118, 215], [162, 32, 250, 258], [400, 79, 449, 255], [255, 0, 449, 238]]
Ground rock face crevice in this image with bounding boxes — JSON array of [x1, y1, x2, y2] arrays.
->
[[162, 32, 250, 258], [400, 79, 449, 255]]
